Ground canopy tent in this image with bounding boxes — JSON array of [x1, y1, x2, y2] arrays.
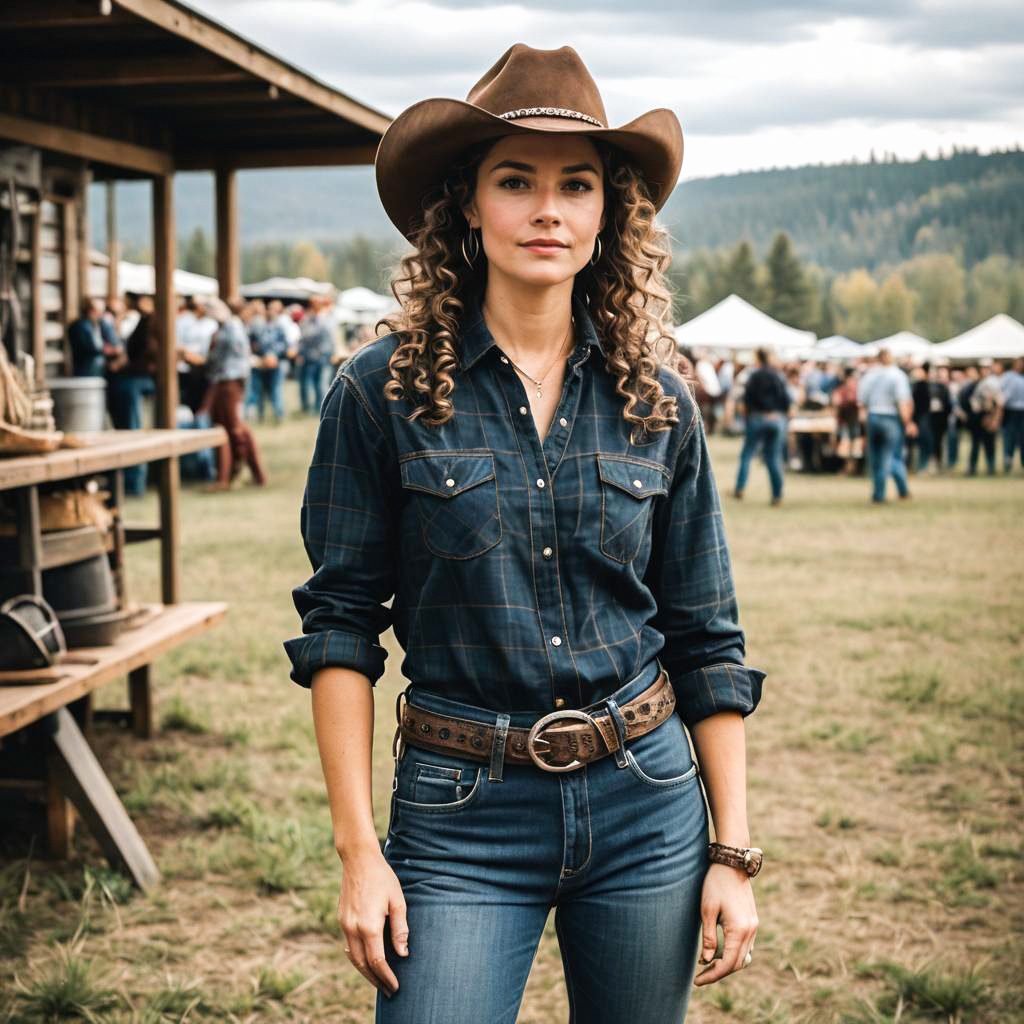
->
[[932, 315, 1024, 360], [334, 286, 399, 325], [675, 295, 816, 353], [240, 277, 335, 302], [814, 335, 878, 360], [872, 330, 933, 359], [88, 254, 217, 299]]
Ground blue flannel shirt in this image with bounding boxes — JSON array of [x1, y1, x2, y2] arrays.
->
[[283, 291, 766, 727]]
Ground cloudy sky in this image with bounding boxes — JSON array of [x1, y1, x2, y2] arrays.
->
[[191, 0, 1023, 180]]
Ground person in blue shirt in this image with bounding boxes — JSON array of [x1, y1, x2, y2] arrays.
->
[[857, 347, 918, 503], [285, 44, 765, 1021], [68, 297, 119, 378]]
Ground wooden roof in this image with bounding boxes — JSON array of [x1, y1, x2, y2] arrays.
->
[[0, 0, 390, 175]]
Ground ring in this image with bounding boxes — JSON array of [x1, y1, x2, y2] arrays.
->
[[344, 946, 351, 954], [743, 951, 753, 967]]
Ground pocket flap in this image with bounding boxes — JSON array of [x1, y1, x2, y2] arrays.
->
[[597, 454, 669, 498], [400, 452, 495, 498]]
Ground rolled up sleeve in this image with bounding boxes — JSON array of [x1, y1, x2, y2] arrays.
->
[[643, 399, 767, 727], [283, 371, 396, 688]]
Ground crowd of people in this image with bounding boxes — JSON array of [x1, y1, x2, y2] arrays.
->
[[682, 345, 1024, 505], [67, 291, 376, 495]]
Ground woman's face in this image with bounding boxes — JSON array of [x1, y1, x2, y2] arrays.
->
[[463, 132, 605, 290]]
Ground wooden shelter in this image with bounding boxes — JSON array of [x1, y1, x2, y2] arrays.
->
[[0, 0, 388, 886]]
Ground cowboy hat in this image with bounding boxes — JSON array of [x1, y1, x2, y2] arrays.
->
[[375, 43, 683, 241]]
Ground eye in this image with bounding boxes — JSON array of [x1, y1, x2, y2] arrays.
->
[[564, 179, 594, 193], [498, 176, 530, 190]]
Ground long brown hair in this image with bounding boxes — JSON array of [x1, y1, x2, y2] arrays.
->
[[378, 137, 694, 444]]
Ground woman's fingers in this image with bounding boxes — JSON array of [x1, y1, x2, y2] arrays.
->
[[697, 903, 719, 968], [361, 925, 400, 996], [389, 898, 410, 957], [344, 931, 388, 996]]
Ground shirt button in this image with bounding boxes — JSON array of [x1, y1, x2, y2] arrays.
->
[[519, 405, 528, 415], [551, 635, 561, 646], [536, 478, 545, 489], [445, 478, 456, 487], [633, 479, 642, 489], [559, 417, 568, 427], [554, 697, 566, 708], [542, 546, 553, 558], [500, 355, 509, 364]]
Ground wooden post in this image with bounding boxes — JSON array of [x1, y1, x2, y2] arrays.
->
[[76, 163, 91, 309], [105, 181, 119, 304], [152, 174, 180, 604], [215, 165, 239, 302]]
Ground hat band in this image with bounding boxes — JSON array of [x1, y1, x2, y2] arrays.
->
[[498, 107, 605, 128]]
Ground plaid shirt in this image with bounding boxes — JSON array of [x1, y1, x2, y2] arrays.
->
[[284, 291, 765, 727]]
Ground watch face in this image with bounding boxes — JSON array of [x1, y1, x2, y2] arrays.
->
[[744, 849, 764, 876]]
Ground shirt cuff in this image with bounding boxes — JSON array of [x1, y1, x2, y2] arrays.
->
[[283, 630, 388, 688], [669, 662, 767, 727]]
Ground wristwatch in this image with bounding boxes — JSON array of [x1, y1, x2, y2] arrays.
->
[[708, 842, 764, 877]]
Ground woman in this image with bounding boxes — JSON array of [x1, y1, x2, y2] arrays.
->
[[285, 44, 766, 1023]]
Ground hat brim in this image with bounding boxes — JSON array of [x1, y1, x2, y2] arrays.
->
[[375, 97, 683, 241]]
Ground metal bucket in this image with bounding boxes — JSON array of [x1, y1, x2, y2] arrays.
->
[[49, 377, 107, 433]]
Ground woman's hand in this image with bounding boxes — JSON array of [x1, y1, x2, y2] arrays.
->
[[693, 863, 758, 986], [339, 845, 409, 999]]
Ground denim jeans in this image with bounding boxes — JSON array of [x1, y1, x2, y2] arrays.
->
[[299, 358, 328, 413], [247, 364, 285, 422], [734, 412, 786, 499], [911, 414, 933, 471], [107, 374, 154, 495], [967, 424, 996, 475], [866, 412, 909, 501], [377, 662, 710, 1023], [1002, 409, 1024, 470]]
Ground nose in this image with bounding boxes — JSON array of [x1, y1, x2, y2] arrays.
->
[[530, 183, 562, 226]]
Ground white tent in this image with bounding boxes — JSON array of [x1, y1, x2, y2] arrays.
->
[[675, 294, 816, 353], [814, 335, 878, 360], [872, 330, 933, 359], [334, 286, 399, 325], [240, 276, 335, 301], [932, 314, 1024, 360], [88, 257, 218, 298]]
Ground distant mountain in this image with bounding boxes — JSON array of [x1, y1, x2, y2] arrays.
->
[[94, 146, 1024, 274]]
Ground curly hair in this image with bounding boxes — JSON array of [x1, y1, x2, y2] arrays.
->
[[378, 136, 694, 444]]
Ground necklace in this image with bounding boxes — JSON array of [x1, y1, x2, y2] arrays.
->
[[500, 316, 575, 399]]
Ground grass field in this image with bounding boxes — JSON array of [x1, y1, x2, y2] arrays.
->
[[1, 393, 1022, 1024]]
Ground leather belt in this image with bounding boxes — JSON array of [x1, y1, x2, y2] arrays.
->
[[394, 668, 675, 773]]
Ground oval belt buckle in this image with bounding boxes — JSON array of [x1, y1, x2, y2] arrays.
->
[[526, 709, 596, 773]]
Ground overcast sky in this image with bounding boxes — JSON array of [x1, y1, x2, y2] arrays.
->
[[191, 0, 1023, 180]]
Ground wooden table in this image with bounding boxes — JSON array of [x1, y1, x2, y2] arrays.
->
[[0, 428, 228, 890]]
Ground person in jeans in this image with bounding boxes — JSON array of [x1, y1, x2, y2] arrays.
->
[[1001, 356, 1024, 473], [966, 358, 1003, 476], [732, 347, 791, 505], [857, 346, 917, 503], [284, 45, 766, 1023], [297, 295, 338, 414], [199, 298, 267, 491]]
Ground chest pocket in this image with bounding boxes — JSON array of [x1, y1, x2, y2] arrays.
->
[[400, 451, 502, 559], [597, 454, 669, 564]]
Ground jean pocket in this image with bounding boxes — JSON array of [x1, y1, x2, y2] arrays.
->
[[623, 715, 700, 789], [400, 450, 502, 559], [596, 453, 669, 563], [393, 746, 484, 813]]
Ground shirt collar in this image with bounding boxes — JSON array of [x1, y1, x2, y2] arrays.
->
[[456, 290, 608, 375]]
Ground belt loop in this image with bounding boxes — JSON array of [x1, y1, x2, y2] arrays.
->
[[603, 696, 630, 768], [488, 713, 511, 782]]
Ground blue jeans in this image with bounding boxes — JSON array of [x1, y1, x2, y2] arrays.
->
[[299, 359, 328, 413], [912, 415, 933, 471], [1002, 409, 1024, 470], [866, 412, 909, 501], [248, 364, 285, 422], [734, 412, 786, 499], [107, 374, 154, 495], [378, 663, 709, 1023]]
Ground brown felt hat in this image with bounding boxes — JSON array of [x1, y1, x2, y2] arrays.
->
[[375, 43, 683, 241]]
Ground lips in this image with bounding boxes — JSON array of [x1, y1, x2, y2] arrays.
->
[[520, 238, 569, 250]]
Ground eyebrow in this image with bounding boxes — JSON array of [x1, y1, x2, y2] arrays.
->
[[489, 159, 601, 176]]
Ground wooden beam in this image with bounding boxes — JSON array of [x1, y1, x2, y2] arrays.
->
[[112, 0, 391, 136], [215, 166, 238, 302], [76, 163, 91, 309], [0, 112, 173, 177], [0, 1, 123, 29], [46, 707, 160, 889], [4, 55, 248, 89], [177, 143, 379, 171], [106, 181, 119, 303]]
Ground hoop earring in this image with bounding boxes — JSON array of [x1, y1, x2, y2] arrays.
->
[[589, 235, 603, 267], [461, 228, 481, 267]]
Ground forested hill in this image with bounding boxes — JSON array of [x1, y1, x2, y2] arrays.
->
[[663, 147, 1024, 272], [99, 146, 1023, 275]]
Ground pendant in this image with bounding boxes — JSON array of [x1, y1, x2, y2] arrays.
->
[[536, 385, 543, 399]]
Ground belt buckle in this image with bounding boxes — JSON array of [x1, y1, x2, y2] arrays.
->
[[526, 709, 596, 773]]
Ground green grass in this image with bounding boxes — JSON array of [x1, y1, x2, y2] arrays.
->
[[1, 394, 1021, 1023]]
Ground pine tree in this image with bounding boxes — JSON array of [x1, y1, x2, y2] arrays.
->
[[181, 227, 214, 277], [722, 240, 762, 306], [765, 232, 814, 328]]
